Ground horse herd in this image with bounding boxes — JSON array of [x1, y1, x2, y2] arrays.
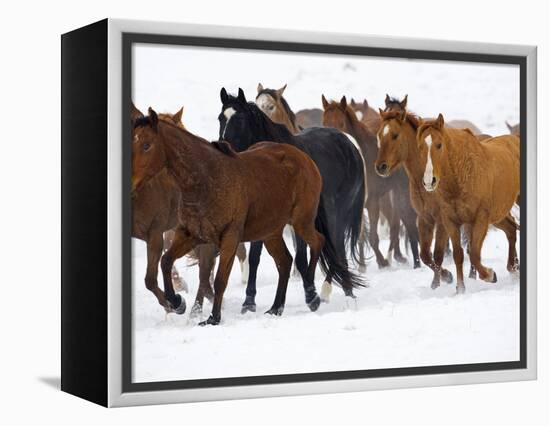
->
[[131, 84, 520, 326]]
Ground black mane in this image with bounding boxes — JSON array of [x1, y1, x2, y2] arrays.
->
[[224, 94, 294, 143], [134, 116, 152, 129], [210, 141, 237, 157], [385, 97, 403, 110], [256, 89, 298, 128]]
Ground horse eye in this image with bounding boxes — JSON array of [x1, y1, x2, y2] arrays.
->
[[143, 143, 151, 152], [392, 134, 398, 140], [269, 105, 275, 110], [436, 143, 442, 149]]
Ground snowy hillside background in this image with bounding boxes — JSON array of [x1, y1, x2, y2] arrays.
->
[[131, 43, 520, 383]]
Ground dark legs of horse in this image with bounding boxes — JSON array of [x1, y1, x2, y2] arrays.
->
[[163, 230, 188, 292], [493, 217, 519, 272], [357, 218, 368, 273], [160, 228, 198, 314], [393, 189, 421, 268], [144, 231, 171, 309], [190, 244, 216, 316], [264, 235, 293, 315], [366, 194, 389, 268], [241, 241, 263, 313], [294, 220, 325, 307], [295, 236, 321, 311], [462, 225, 477, 279], [200, 231, 240, 326]]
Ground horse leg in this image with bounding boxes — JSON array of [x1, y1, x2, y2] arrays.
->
[[418, 217, 439, 288], [200, 232, 240, 326], [493, 217, 519, 272], [144, 231, 170, 309], [290, 227, 302, 278], [236, 243, 248, 284], [241, 241, 263, 313], [382, 194, 405, 264], [469, 213, 496, 283], [357, 218, 368, 273], [366, 195, 389, 268], [163, 231, 187, 292], [443, 219, 465, 293], [160, 228, 197, 314], [433, 223, 453, 284], [294, 220, 325, 306], [263, 236, 293, 316], [295, 236, 321, 310], [190, 244, 216, 317], [463, 224, 477, 279], [400, 206, 421, 269]]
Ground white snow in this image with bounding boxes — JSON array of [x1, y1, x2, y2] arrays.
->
[[131, 44, 520, 383]]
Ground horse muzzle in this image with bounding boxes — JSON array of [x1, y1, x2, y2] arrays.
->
[[423, 177, 438, 192], [375, 162, 391, 177]]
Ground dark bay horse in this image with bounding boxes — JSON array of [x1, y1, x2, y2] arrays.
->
[[219, 88, 366, 311], [322, 95, 421, 269], [133, 107, 325, 325]]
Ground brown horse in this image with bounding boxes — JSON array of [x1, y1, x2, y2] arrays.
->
[[295, 108, 323, 128], [322, 95, 421, 269], [133, 108, 324, 325], [349, 98, 381, 133], [132, 105, 247, 315], [417, 114, 520, 292], [375, 105, 454, 288]]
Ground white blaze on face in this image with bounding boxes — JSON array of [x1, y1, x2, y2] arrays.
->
[[255, 94, 274, 117], [355, 110, 363, 121], [422, 134, 435, 190], [221, 107, 236, 139], [377, 124, 390, 148]]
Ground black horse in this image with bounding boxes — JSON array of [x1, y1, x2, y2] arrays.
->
[[219, 88, 366, 313]]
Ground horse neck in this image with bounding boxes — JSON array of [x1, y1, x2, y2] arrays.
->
[[400, 121, 424, 183], [259, 115, 295, 145]]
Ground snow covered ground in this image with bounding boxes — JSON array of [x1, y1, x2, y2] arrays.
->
[[131, 44, 520, 383]]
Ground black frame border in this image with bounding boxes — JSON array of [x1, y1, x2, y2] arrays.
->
[[122, 32, 528, 394]]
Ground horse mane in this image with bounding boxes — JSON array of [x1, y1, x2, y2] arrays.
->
[[210, 141, 238, 157], [385, 97, 403, 110], [257, 88, 298, 128], [225, 94, 294, 142], [134, 116, 153, 129], [382, 110, 421, 130]]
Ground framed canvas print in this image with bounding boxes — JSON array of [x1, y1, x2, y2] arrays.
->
[[61, 18, 537, 407]]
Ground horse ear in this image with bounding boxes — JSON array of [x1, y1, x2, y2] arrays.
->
[[340, 96, 347, 109], [321, 94, 329, 109], [131, 102, 144, 124], [277, 84, 287, 97], [172, 106, 184, 124], [257, 83, 264, 93], [379, 108, 384, 116], [436, 113, 445, 129], [148, 107, 159, 131], [220, 87, 229, 105], [363, 99, 369, 109], [237, 88, 247, 103], [385, 94, 391, 107], [505, 121, 513, 132], [350, 98, 356, 107], [400, 95, 408, 109]]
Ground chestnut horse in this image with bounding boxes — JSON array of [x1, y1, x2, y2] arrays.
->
[[132, 105, 248, 315], [417, 114, 520, 292], [375, 105, 454, 288], [322, 95, 421, 269], [133, 108, 324, 325]]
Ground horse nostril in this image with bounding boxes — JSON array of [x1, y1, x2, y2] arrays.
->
[[431, 177, 437, 186], [378, 163, 388, 173]]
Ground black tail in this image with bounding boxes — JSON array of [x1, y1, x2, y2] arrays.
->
[[315, 198, 365, 292], [346, 170, 367, 269]]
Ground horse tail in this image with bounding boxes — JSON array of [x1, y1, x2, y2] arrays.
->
[[315, 199, 365, 291], [346, 164, 367, 269]]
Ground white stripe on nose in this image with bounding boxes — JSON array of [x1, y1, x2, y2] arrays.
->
[[378, 124, 390, 148], [422, 134, 434, 189]]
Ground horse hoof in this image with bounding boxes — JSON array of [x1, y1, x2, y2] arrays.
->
[[241, 303, 256, 314], [413, 261, 421, 269], [307, 295, 321, 312], [378, 259, 390, 268], [456, 285, 466, 295], [198, 314, 220, 326], [344, 288, 357, 298], [431, 281, 440, 290], [173, 294, 186, 315], [358, 264, 367, 273], [442, 270, 454, 284], [491, 271, 498, 283], [190, 301, 203, 317], [265, 306, 284, 316], [395, 255, 408, 264], [469, 266, 477, 280]]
